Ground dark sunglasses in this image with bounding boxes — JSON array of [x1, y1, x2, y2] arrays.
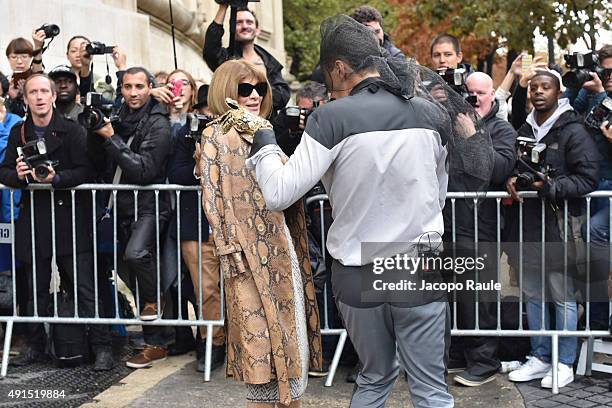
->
[[238, 82, 268, 98]]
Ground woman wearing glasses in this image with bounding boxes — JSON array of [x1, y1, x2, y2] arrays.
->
[[4, 35, 44, 117], [197, 59, 322, 407]]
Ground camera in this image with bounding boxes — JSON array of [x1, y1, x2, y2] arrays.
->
[[85, 41, 115, 56], [515, 136, 554, 190], [585, 97, 612, 130], [78, 92, 115, 130], [185, 113, 212, 143], [285, 106, 314, 133], [215, 0, 259, 7], [18, 138, 59, 180], [435, 65, 475, 105], [562, 52, 606, 89], [37, 23, 60, 39]]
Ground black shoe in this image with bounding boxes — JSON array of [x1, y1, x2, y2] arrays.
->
[[454, 370, 497, 387], [93, 349, 115, 371], [447, 357, 467, 374], [9, 348, 47, 367], [196, 345, 226, 373], [346, 361, 362, 383], [309, 360, 330, 377]]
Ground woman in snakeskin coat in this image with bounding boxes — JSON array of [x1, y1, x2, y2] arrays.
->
[[196, 60, 322, 407]]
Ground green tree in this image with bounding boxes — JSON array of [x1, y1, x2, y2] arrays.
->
[[392, 0, 611, 60], [283, 0, 399, 81]]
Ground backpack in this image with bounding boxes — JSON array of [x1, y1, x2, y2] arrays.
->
[[48, 291, 90, 367]]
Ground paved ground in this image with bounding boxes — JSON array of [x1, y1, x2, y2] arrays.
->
[[2, 344, 612, 407]]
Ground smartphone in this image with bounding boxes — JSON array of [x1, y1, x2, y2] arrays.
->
[[11, 69, 32, 87], [521, 54, 533, 76], [171, 79, 184, 109]]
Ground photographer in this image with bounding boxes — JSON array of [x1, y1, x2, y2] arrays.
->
[[88, 66, 173, 369], [203, 2, 290, 115], [5, 35, 44, 117], [72, 36, 116, 102], [0, 74, 113, 370], [273, 81, 328, 156], [351, 5, 405, 60], [49, 65, 82, 121], [504, 70, 598, 389], [564, 45, 612, 330], [448, 72, 517, 387]]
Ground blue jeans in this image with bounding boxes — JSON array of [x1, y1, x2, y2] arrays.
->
[[582, 178, 612, 243], [523, 261, 577, 365], [581, 178, 612, 327]]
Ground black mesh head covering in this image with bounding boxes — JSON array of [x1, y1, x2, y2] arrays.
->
[[319, 14, 496, 198]]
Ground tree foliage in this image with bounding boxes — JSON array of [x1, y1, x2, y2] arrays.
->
[[282, 0, 398, 80], [388, 0, 611, 66]]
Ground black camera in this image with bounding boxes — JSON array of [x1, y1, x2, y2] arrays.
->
[[515, 136, 553, 190], [436, 65, 475, 105], [562, 52, 607, 89], [37, 23, 60, 39], [585, 97, 612, 130], [185, 113, 213, 143], [78, 92, 115, 130], [18, 138, 59, 180], [285, 106, 314, 133], [85, 41, 115, 56], [215, 0, 259, 6]]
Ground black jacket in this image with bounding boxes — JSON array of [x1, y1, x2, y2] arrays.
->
[[506, 110, 599, 242], [88, 98, 172, 219], [0, 112, 97, 263], [203, 21, 290, 113], [382, 33, 405, 60], [443, 101, 517, 241], [166, 124, 209, 242]]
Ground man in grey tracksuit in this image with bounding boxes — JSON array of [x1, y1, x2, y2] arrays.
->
[[248, 15, 455, 408]]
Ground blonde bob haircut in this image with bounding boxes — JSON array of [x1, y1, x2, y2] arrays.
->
[[207, 59, 272, 118]]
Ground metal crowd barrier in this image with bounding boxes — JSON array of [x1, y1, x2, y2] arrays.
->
[[0, 184, 610, 394], [0, 184, 223, 383]]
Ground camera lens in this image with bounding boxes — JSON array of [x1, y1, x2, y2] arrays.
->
[[35, 164, 49, 179], [562, 69, 591, 89]]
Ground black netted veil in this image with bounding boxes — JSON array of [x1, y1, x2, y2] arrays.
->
[[320, 14, 495, 197]]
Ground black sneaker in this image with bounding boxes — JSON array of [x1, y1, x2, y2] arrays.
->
[[454, 371, 497, 387], [309, 360, 330, 377], [196, 345, 226, 373], [447, 357, 467, 374]]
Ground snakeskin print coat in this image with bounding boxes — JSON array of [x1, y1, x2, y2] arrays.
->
[[199, 123, 322, 405]]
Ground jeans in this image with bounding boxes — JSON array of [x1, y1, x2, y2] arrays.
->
[[523, 266, 577, 366], [581, 178, 612, 327], [582, 178, 612, 243]]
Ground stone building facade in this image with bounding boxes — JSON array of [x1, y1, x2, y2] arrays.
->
[[0, 0, 286, 83]]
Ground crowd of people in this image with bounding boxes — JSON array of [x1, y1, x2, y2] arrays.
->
[[0, 2, 611, 408]]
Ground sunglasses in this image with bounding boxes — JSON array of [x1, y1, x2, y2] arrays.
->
[[238, 82, 268, 98]]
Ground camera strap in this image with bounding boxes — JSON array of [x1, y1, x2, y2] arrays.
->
[[104, 134, 135, 212]]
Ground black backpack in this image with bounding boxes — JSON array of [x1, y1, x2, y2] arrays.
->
[[48, 292, 90, 367]]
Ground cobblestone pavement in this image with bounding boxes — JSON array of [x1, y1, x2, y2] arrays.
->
[[517, 373, 612, 408]]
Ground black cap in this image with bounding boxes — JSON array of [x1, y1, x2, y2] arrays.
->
[[192, 84, 209, 110], [48, 65, 77, 82]]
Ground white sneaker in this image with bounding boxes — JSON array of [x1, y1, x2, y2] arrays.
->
[[508, 357, 551, 382], [541, 363, 574, 389]]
